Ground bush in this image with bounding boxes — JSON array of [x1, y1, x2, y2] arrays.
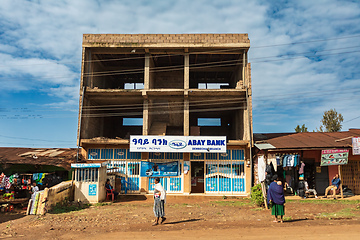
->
[[250, 183, 265, 207]]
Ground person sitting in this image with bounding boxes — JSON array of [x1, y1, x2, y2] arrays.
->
[[324, 174, 341, 198], [304, 178, 318, 198], [105, 179, 119, 199]]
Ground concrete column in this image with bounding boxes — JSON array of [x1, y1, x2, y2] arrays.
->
[[184, 98, 189, 136], [143, 99, 149, 135], [244, 147, 251, 195], [144, 53, 150, 90], [184, 53, 189, 89], [242, 50, 246, 88], [183, 154, 191, 194]]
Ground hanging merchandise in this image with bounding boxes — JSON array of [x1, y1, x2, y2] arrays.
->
[[258, 155, 266, 182], [267, 154, 277, 172], [33, 173, 46, 185], [282, 154, 300, 167], [299, 161, 305, 174], [4, 177, 11, 189], [276, 155, 282, 166]]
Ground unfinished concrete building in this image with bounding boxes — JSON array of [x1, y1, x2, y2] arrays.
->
[[78, 34, 253, 195]]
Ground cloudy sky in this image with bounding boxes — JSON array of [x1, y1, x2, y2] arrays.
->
[[0, 0, 360, 148]]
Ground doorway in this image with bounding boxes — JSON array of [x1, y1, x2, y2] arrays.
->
[[191, 161, 204, 193], [315, 163, 329, 195]]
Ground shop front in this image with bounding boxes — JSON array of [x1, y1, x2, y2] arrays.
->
[[254, 130, 360, 197], [83, 136, 251, 196]]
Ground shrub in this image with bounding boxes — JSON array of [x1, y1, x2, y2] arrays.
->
[[250, 183, 265, 207]]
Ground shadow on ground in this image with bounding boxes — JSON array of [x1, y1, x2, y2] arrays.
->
[[164, 219, 202, 225], [285, 218, 312, 223], [0, 212, 26, 224]]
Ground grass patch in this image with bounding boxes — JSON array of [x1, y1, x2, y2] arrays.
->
[[251, 207, 264, 211], [209, 200, 252, 207], [283, 216, 292, 221], [287, 199, 360, 205], [95, 202, 112, 207], [49, 201, 91, 214], [316, 208, 356, 220]]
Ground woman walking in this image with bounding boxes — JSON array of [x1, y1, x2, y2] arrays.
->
[[268, 175, 285, 223], [153, 177, 166, 226]]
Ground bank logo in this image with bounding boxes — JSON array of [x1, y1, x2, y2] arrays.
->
[[169, 140, 187, 149]]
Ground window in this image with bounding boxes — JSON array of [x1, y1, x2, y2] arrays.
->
[[197, 118, 221, 126], [124, 83, 144, 89], [123, 118, 143, 126]]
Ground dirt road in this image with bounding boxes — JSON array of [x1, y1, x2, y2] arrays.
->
[[1, 196, 360, 239]]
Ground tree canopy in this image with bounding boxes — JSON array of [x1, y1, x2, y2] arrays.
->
[[319, 108, 344, 132], [295, 124, 308, 133]]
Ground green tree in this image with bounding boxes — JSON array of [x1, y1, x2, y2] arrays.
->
[[295, 124, 308, 133], [319, 108, 344, 132]]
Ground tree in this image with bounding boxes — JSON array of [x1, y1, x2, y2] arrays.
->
[[319, 108, 344, 132], [295, 124, 308, 133]]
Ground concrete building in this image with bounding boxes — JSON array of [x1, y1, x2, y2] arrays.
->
[[78, 34, 253, 195]]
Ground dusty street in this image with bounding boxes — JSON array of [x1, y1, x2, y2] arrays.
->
[[1, 195, 360, 239]]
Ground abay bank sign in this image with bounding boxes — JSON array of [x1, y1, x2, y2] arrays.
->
[[130, 135, 227, 153]]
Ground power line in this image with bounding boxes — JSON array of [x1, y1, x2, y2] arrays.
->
[[0, 134, 74, 143], [1, 34, 360, 67], [1, 45, 359, 82]]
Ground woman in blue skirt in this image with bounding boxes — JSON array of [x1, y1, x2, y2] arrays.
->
[[268, 175, 285, 223]]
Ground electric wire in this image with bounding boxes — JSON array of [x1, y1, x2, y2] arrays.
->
[[1, 34, 360, 67], [1, 43, 360, 82]]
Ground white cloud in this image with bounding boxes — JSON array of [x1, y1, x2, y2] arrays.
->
[[0, 0, 359, 138]]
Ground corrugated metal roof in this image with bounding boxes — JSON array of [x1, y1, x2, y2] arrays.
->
[[254, 143, 276, 150], [254, 129, 360, 150], [0, 148, 78, 170]]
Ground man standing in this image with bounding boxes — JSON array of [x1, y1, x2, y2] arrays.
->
[[152, 177, 166, 226], [324, 174, 341, 198]]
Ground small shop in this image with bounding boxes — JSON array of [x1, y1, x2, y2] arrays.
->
[[253, 130, 360, 197], [0, 147, 77, 211]]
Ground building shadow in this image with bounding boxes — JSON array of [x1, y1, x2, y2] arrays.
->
[[285, 218, 312, 223], [0, 213, 26, 224], [164, 218, 201, 225]]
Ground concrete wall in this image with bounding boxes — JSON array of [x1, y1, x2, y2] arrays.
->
[[47, 180, 74, 209]]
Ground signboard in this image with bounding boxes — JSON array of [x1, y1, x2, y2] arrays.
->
[[71, 163, 103, 168], [140, 161, 179, 177], [353, 137, 360, 155], [130, 135, 226, 153], [89, 184, 97, 196], [321, 149, 349, 166]]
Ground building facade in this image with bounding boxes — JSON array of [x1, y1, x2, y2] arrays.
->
[[78, 34, 253, 195]]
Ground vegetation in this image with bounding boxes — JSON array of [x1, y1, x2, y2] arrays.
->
[[318, 108, 344, 132], [295, 124, 308, 132], [49, 199, 91, 214], [250, 183, 265, 207]]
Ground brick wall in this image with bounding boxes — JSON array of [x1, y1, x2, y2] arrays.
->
[[83, 34, 250, 45]]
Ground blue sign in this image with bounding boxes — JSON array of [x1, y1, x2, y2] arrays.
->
[[130, 135, 227, 153], [89, 184, 97, 196], [140, 161, 179, 177], [71, 163, 101, 168]]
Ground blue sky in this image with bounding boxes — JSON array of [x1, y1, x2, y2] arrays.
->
[[0, 0, 360, 148]]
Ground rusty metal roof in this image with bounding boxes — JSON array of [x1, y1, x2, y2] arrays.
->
[[0, 148, 79, 170], [254, 129, 360, 150]]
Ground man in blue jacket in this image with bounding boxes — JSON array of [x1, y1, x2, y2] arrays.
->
[[324, 174, 341, 198]]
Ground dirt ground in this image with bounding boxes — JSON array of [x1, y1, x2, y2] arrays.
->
[[2, 195, 360, 240]]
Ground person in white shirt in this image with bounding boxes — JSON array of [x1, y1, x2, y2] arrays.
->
[[153, 177, 166, 226], [30, 182, 39, 197], [304, 178, 318, 198]]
